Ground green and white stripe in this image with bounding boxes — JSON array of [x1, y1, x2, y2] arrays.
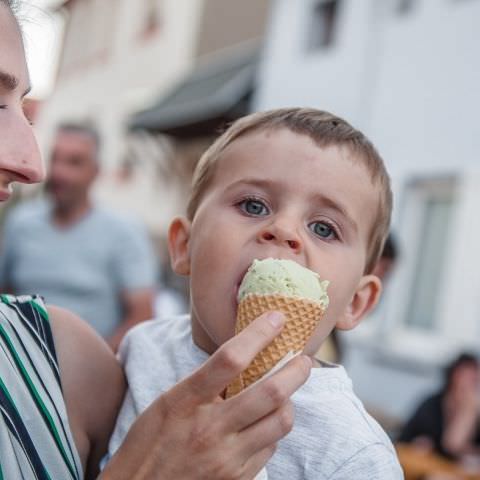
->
[[0, 295, 83, 479]]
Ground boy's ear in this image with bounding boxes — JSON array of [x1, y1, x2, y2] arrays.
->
[[336, 275, 382, 331], [168, 216, 192, 276]]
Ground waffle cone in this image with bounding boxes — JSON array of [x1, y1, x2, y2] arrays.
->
[[225, 293, 326, 398]]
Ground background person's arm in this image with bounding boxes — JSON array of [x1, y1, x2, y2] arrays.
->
[[442, 387, 479, 457], [108, 287, 155, 351], [108, 219, 157, 350], [100, 312, 312, 480]]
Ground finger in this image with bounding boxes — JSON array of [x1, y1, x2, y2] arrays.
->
[[164, 311, 286, 408], [240, 445, 277, 480], [238, 401, 295, 459], [221, 354, 311, 433]]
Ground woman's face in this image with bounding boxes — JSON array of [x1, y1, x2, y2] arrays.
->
[[0, 4, 44, 202]]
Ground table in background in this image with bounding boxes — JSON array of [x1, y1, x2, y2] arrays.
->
[[396, 443, 480, 480]]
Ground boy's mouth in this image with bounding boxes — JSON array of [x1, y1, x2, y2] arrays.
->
[[233, 275, 245, 306], [234, 264, 252, 306]]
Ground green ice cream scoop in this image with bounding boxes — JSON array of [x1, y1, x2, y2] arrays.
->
[[238, 258, 329, 309]]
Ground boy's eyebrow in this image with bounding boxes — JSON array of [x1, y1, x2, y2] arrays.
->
[[223, 178, 273, 192], [0, 70, 31, 97], [310, 193, 358, 233]]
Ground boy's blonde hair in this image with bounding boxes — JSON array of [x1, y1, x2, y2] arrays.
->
[[187, 108, 392, 273]]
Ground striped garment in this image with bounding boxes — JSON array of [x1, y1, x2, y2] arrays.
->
[[0, 294, 83, 480]]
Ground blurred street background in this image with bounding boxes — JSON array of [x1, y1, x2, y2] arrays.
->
[[2, 0, 480, 470]]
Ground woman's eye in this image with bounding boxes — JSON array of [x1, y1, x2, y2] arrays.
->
[[309, 221, 336, 239], [239, 198, 269, 216]]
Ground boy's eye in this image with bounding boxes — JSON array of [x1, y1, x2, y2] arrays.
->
[[238, 198, 269, 216], [309, 221, 336, 239]]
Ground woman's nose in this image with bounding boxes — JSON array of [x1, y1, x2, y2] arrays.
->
[[2, 120, 45, 184], [11, 153, 44, 184]]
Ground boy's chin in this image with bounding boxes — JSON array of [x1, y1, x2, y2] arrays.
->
[[304, 333, 329, 357]]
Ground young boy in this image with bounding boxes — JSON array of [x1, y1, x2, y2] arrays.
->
[[108, 108, 404, 478]]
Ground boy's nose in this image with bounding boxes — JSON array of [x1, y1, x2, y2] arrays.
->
[[257, 223, 302, 253]]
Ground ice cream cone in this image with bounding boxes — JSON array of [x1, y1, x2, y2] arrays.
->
[[225, 293, 326, 398]]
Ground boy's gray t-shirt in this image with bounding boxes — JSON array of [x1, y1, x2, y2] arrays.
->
[[0, 200, 156, 337], [109, 315, 404, 479]]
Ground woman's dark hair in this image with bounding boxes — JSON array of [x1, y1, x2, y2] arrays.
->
[[443, 352, 478, 393]]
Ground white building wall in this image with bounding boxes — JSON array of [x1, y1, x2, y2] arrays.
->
[[255, 0, 480, 422], [369, 0, 480, 178], [256, 0, 382, 127], [256, 0, 480, 174]]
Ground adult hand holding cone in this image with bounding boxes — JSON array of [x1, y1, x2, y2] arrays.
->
[[226, 258, 329, 398]]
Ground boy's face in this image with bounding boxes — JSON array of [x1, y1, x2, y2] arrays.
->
[[170, 128, 382, 354]]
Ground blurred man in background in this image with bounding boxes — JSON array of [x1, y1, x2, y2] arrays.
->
[[0, 124, 156, 350]]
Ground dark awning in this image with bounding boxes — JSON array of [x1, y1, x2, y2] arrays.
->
[[129, 49, 258, 138]]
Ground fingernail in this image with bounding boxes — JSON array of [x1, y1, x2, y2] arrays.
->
[[267, 311, 285, 328]]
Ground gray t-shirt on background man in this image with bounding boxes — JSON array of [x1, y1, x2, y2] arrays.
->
[[108, 314, 404, 479], [0, 199, 156, 337]]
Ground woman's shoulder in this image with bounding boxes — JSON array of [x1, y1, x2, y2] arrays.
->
[[47, 304, 126, 420], [48, 305, 127, 476]]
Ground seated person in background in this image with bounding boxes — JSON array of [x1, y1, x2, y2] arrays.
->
[[398, 352, 480, 461]]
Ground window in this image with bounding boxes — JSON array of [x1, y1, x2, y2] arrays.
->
[[306, 0, 341, 51], [396, 0, 415, 15], [404, 178, 457, 331]]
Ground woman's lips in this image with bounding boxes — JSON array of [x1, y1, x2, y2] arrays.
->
[[0, 189, 12, 201]]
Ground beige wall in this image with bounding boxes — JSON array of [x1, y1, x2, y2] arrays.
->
[[195, 0, 270, 57]]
